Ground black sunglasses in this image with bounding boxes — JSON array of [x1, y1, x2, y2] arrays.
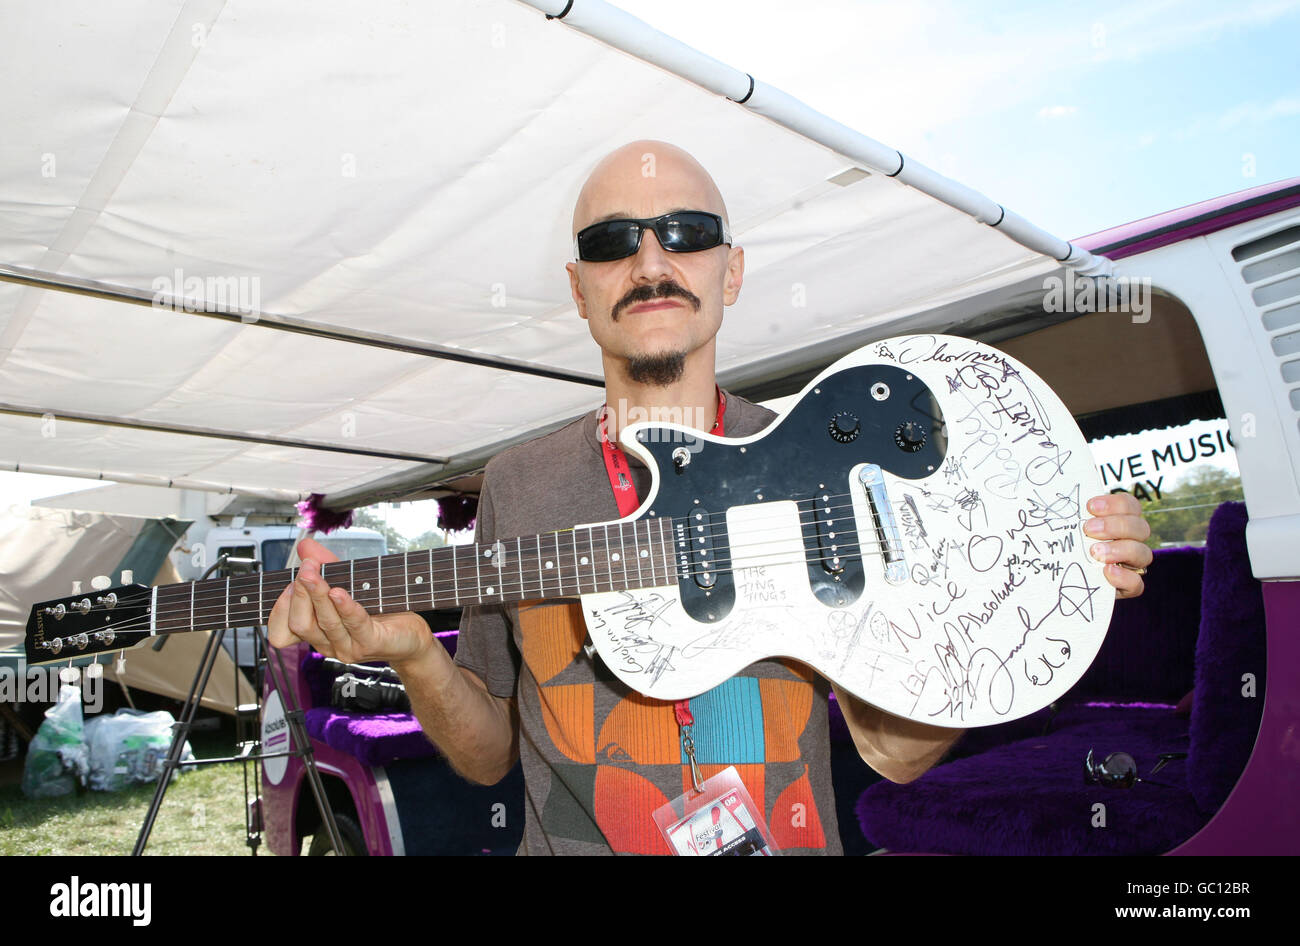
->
[[575, 211, 732, 262]]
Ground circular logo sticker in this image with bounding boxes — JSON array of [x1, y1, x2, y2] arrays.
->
[[261, 689, 290, 785]]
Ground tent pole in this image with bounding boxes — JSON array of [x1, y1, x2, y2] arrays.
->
[[520, 0, 1113, 277]]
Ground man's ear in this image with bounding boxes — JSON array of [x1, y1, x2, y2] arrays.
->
[[722, 245, 744, 306], [566, 261, 589, 320]]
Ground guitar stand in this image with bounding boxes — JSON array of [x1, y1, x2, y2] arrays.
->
[[131, 622, 346, 856]]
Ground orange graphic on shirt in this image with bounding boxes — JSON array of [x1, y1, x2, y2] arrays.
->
[[759, 678, 814, 763], [594, 766, 673, 855], [538, 683, 595, 764], [518, 599, 585, 685], [770, 767, 827, 850], [597, 691, 679, 764]]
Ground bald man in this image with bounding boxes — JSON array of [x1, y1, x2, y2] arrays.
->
[[269, 140, 1153, 855]]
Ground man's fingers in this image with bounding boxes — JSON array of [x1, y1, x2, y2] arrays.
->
[[1087, 492, 1142, 518], [1083, 512, 1151, 543], [285, 564, 335, 654], [1103, 562, 1146, 600], [266, 584, 296, 648], [297, 559, 350, 647], [1089, 538, 1154, 570], [296, 536, 341, 564]]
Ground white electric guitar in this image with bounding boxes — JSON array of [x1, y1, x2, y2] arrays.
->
[[26, 335, 1113, 729]]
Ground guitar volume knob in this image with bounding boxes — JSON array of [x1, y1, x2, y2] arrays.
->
[[828, 411, 860, 443], [894, 421, 927, 452]]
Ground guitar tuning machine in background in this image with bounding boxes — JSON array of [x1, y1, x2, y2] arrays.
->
[[38, 629, 117, 655]]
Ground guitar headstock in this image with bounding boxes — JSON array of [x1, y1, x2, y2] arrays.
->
[[25, 583, 154, 665]]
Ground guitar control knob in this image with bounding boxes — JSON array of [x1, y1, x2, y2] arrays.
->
[[894, 421, 927, 452], [828, 411, 861, 444]]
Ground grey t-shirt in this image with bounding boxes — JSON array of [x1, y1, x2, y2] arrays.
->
[[454, 390, 843, 854]]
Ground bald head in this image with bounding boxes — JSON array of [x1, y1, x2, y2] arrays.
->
[[572, 140, 729, 239]]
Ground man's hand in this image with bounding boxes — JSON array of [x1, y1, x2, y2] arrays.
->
[[266, 537, 432, 664], [1083, 492, 1153, 600]]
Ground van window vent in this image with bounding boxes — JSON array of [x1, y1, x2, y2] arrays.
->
[[1234, 222, 1300, 435]]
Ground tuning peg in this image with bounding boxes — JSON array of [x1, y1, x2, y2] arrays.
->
[[71, 580, 82, 595], [91, 575, 111, 591], [120, 570, 133, 585]]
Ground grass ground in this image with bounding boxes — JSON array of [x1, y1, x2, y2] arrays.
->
[[0, 713, 273, 856]]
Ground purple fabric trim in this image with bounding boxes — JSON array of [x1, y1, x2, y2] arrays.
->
[[295, 492, 354, 533], [437, 495, 478, 533], [1075, 179, 1300, 261]]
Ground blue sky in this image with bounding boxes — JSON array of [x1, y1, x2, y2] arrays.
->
[[615, 0, 1300, 238]]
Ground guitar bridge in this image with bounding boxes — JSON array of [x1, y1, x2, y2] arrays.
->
[[858, 464, 908, 584]]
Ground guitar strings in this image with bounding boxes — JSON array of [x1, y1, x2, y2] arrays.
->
[[148, 530, 895, 624], [141, 491, 891, 611], [48, 487, 1022, 641], [63, 493, 961, 638], [56, 531, 918, 643]]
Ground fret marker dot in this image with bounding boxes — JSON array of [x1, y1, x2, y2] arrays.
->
[[611, 553, 621, 562], [362, 582, 370, 591], [415, 576, 423, 584], [239, 595, 248, 604], [640, 550, 649, 558], [486, 586, 495, 595], [580, 556, 589, 565], [545, 561, 553, 569]]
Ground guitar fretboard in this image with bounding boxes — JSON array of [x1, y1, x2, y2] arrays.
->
[[149, 517, 679, 635]]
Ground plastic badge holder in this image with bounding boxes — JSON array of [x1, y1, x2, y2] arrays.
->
[[653, 765, 781, 856]]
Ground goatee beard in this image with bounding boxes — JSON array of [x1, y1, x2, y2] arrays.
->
[[626, 350, 687, 386]]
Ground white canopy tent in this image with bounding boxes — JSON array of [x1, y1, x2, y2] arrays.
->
[[0, 0, 1105, 513]]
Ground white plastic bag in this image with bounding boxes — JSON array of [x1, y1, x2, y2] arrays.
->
[[83, 709, 193, 792], [20, 684, 89, 798]]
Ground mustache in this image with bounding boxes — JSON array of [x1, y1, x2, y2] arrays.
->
[[611, 281, 700, 321]]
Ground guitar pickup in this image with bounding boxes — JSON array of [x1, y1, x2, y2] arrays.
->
[[858, 464, 908, 585], [687, 507, 717, 589], [813, 493, 846, 575]]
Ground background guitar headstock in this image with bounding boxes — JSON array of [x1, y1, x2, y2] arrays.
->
[[25, 583, 154, 665]]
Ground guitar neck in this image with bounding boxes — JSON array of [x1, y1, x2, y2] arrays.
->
[[149, 516, 679, 635]]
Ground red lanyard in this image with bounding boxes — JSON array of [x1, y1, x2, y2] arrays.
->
[[598, 386, 725, 518], [597, 387, 726, 793]]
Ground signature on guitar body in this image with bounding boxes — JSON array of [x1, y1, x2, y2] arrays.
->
[[578, 334, 1113, 727]]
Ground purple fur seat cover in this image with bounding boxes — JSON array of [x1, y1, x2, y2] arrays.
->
[[855, 707, 1201, 854], [1186, 502, 1266, 814], [302, 707, 439, 767], [297, 637, 460, 767]]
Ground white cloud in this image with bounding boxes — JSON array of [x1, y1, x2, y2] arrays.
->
[[1171, 91, 1300, 140], [1038, 105, 1079, 119]]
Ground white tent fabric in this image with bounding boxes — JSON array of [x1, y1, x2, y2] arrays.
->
[[1, 0, 1068, 508]]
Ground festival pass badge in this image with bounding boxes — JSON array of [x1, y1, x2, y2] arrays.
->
[[653, 766, 780, 856]]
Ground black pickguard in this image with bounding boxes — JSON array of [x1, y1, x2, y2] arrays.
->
[[630, 363, 947, 623]]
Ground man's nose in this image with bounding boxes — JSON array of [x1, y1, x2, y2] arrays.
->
[[630, 227, 674, 282]]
